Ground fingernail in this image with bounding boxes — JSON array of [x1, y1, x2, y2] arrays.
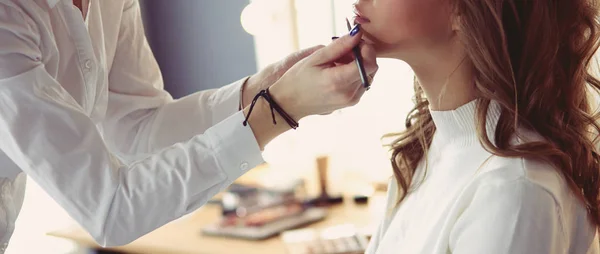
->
[[331, 36, 339, 40], [350, 24, 361, 36]]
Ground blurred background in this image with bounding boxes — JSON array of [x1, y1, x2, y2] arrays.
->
[[6, 0, 418, 253]]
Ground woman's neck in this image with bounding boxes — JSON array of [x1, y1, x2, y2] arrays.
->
[[406, 41, 476, 111]]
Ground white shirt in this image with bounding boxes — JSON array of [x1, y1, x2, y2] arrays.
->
[[366, 100, 599, 254], [0, 0, 264, 248]]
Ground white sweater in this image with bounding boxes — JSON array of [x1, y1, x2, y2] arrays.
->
[[366, 100, 599, 254]]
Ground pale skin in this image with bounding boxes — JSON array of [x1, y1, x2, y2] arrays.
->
[[73, 0, 378, 149], [354, 0, 476, 111]]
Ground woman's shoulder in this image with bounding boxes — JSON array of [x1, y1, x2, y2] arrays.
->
[[473, 127, 575, 205], [473, 150, 568, 206], [468, 154, 597, 247], [471, 145, 594, 229]]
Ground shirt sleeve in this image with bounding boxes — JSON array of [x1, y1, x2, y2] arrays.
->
[[0, 2, 263, 247], [449, 178, 566, 254]]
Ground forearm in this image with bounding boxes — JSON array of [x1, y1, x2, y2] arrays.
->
[[143, 81, 244, 151], [243, 85, 299, 150], [244, 100, 291, 150], [101, 114, 262, 246], [104, 78, 247, 155], [242, 75, 263, 109]]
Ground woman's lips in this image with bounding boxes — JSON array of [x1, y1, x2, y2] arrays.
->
[[353, 16, 370, 24], [352, 5, 370, 24]]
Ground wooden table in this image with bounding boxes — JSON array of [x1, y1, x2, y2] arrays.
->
[[48, 195, 386, 254]]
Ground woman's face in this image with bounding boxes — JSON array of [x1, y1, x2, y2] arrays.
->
[[353, 0, 456, 59]]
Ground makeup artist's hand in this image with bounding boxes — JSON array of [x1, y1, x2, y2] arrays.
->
[[269, 27, 378, 120], [242, 27, 377, 150], [241, 45, 324, 109]]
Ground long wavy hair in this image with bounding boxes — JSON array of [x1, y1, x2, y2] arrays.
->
[[385, 0, 600, 227]]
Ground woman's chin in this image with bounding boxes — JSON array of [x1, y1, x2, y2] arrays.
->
[[360, 34, 392, 57]]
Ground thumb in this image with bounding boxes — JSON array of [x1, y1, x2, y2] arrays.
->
[[309, 28, 362, 65]]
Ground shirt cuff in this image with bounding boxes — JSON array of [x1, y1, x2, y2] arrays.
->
[[209, 77, 250, 124], [204, 111, 264, 182]]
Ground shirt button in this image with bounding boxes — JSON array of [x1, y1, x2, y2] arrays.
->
[[84, 60, 93, 69], [240, 162, 249, 171]]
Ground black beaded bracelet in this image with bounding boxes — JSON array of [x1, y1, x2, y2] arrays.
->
[[242, 88, 299, 130]]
